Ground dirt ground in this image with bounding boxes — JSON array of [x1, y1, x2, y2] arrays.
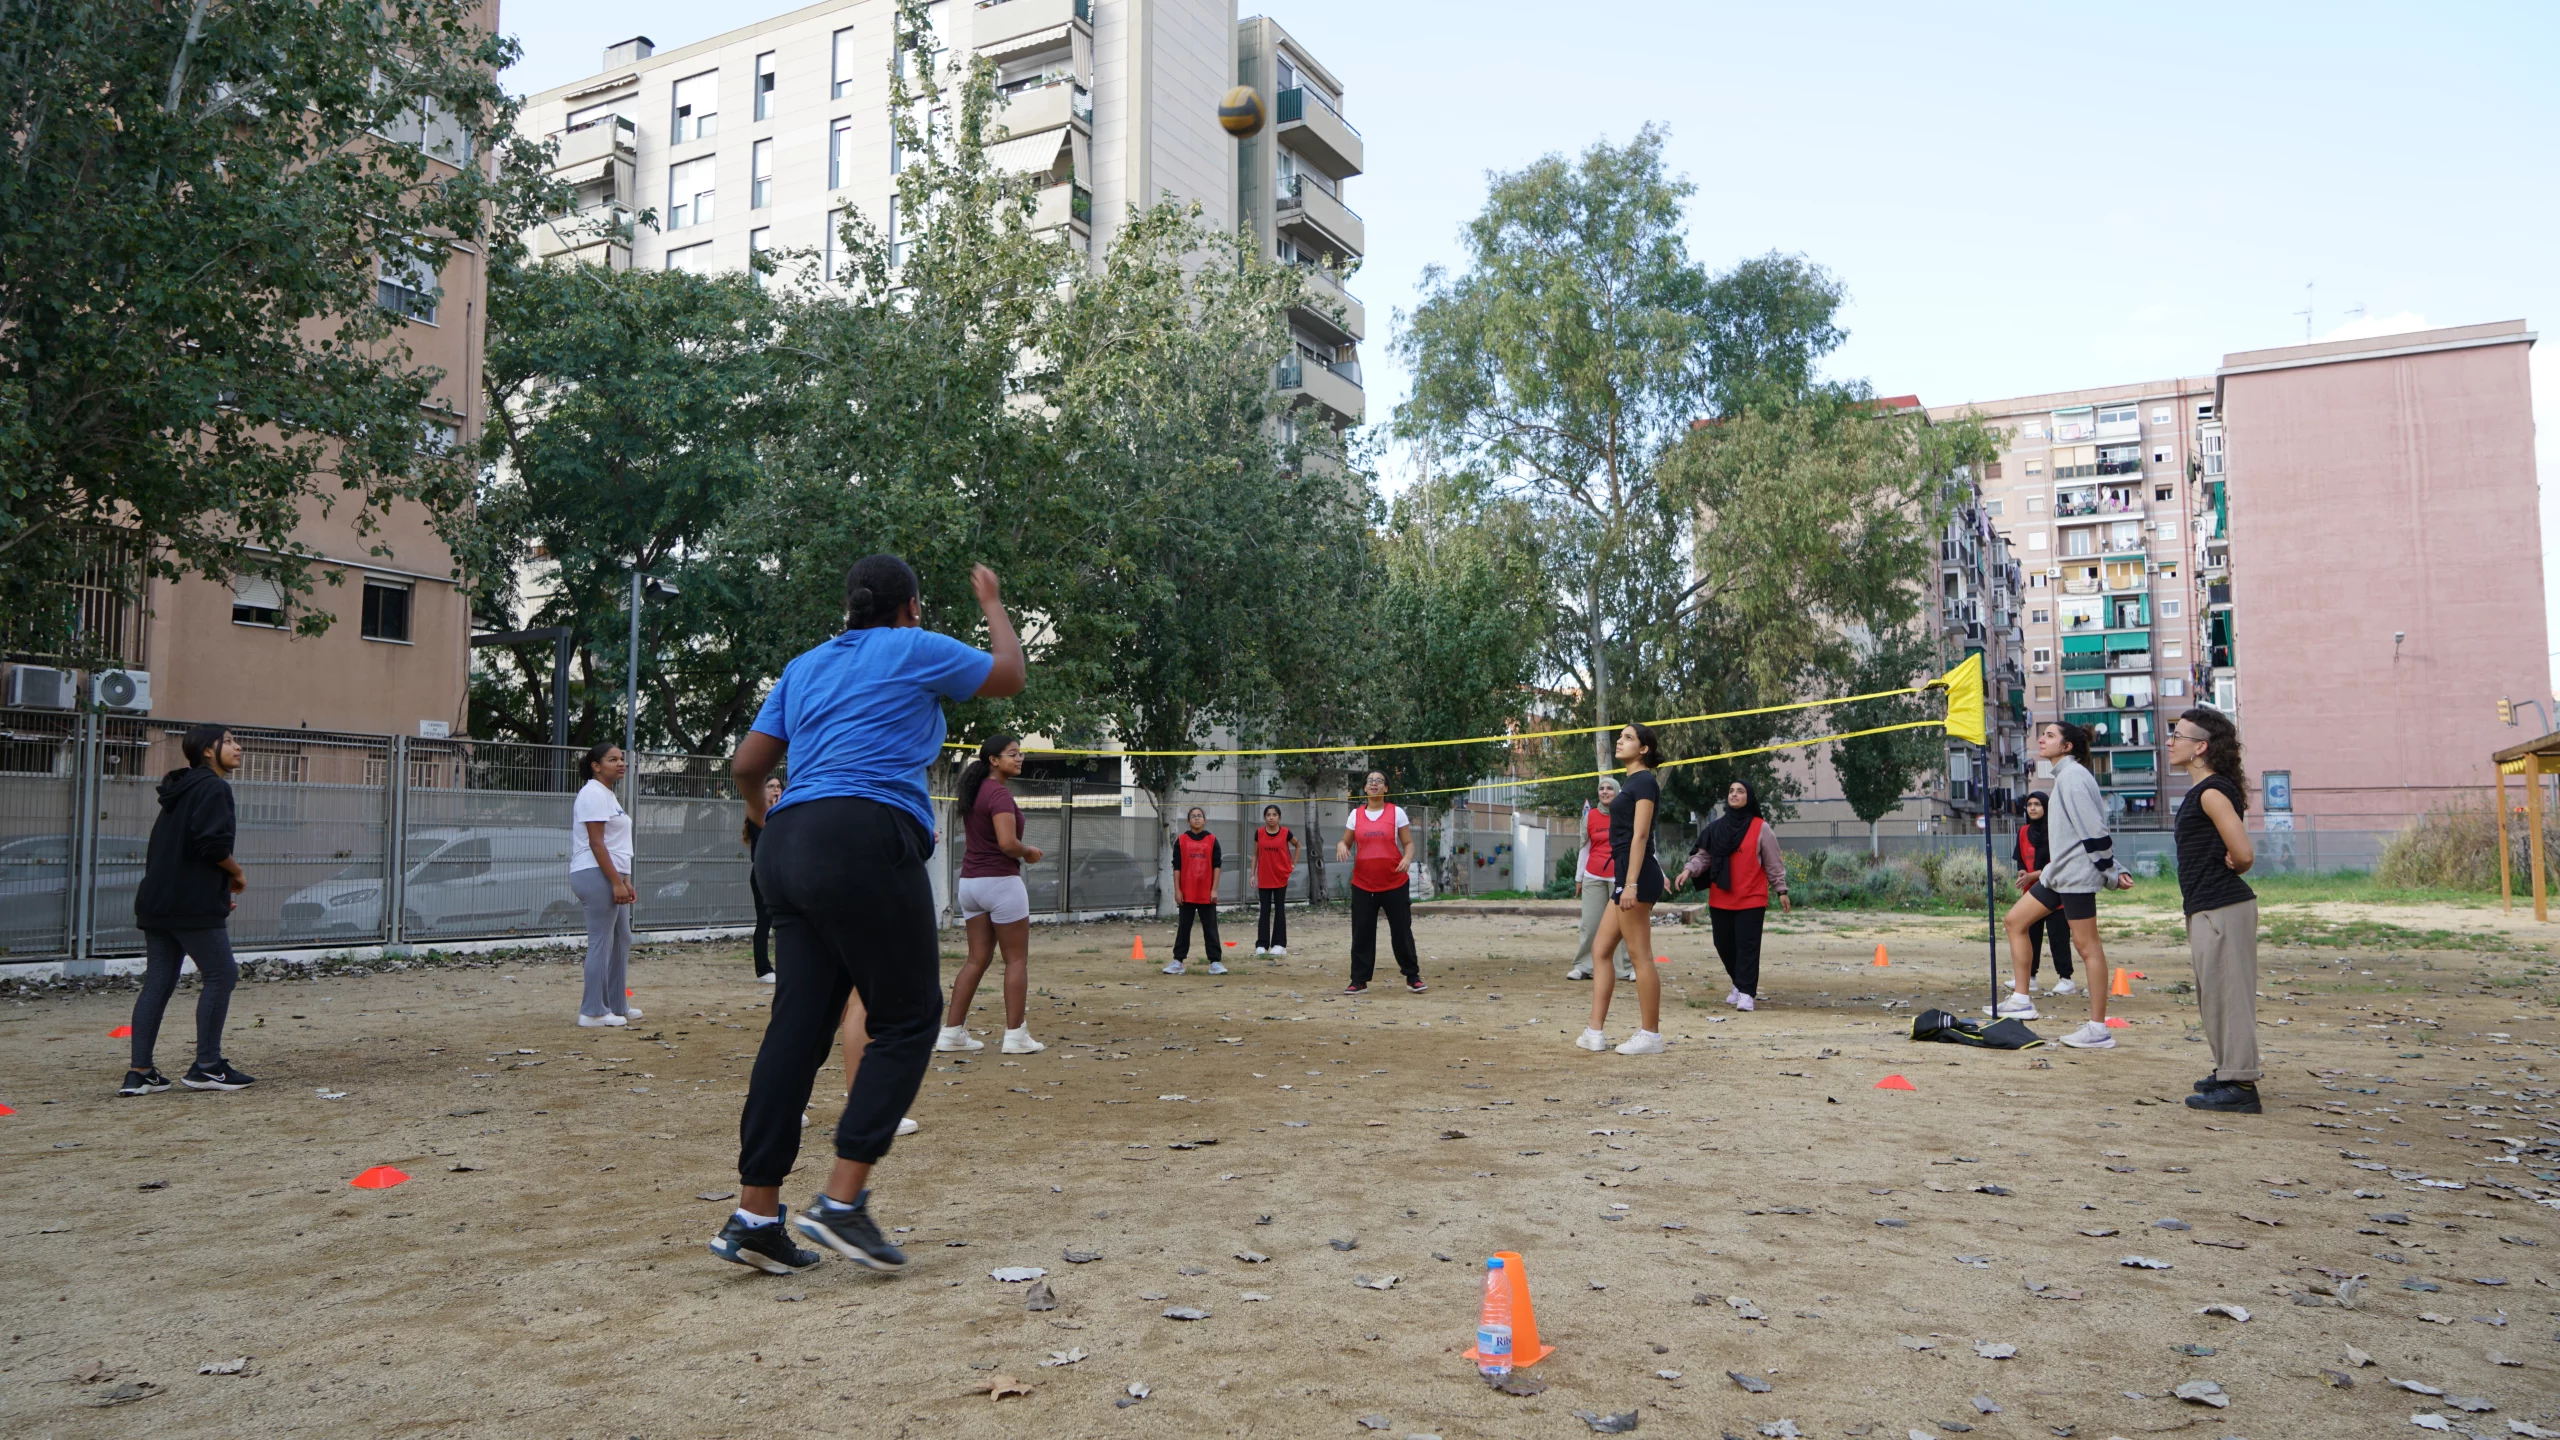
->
[[3, 896, 2555, 1439]]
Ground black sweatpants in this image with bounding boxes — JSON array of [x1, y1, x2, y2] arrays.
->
[[130, 926, 237, 1070], [737, 797, 941, 1188], [1709, 904, 1764, 997], [1255, 887, 1289, 950], [748, 868, 773, 977], [2028, 909, 2074, 979], [1174, 901, 1221, 960], [1348, 882, 1419, 985]]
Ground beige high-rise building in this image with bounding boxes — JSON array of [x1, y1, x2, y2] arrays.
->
[[517, 0, 1363, 426]]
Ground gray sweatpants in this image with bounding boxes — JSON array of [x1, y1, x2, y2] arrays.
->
[[1573, 874, 1634, 978], [571, 866, 633, 1018], [2187, 898, 2259, 1084]]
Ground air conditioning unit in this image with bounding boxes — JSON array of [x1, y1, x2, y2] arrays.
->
[[2031, 661, 2049, 673], [92, 668, 151, 712], [5, 665, 75, 709]]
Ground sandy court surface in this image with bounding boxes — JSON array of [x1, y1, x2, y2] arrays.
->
[[2, 901, 2555, 1438]]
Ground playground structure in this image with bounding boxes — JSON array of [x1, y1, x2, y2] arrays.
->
[[2494, 728, 2559, 921]]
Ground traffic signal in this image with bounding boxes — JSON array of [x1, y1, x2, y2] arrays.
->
[[2500, 697, 2516, 726]]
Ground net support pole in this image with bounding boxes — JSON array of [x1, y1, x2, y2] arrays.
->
[[1980, 745, 1999, 1016]]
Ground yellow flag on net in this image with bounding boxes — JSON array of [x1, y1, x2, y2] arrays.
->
[[1935, 652, 1986, 746]]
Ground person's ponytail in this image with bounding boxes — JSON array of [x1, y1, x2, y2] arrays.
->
[[956, 734, 1017, 817]]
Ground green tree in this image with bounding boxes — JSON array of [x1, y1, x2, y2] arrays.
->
[[1700, 252, 1850, 419], [0, 0, 540, 645], [1394, 126, 1711, 776], [1363, 473, 1547, 795], [1829, 625, 1945, 853]]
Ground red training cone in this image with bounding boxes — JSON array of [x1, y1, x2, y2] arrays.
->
[[1874, 1074, 1916, 1091], [1654, 954, 1669, 965], [1223, 941, 1236, 948], [349, 1166, 410, 1189], [1463, 1249, 1556, 1368], [2104, 1016, 2129, 1029], [0, 1103, 16, 1115], [108, 1024, 132, 1038]]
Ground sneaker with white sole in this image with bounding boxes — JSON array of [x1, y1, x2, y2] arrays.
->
[[758, 973, 776, 985], [180, 1059, 256, 1091], [1001, 1028, 1044, 1054], [619, 1006, 643, 1020], [1252, 947, 1267, 956], [934, 1025, 984, 1053], [1615, 1030, 1665, 1055], [1724, 989, 1741, 1007], [1994, 992, 2040, 1020], [1734, 994, 1755, 1012], [710, 1207, 824, 1274], [2049, 977, 2079, 996], [577, 1012, 628, 1028], [2055, 1020, 2116, 1049], [895, 1117, 919, 1136], [1207, 961, 1228, 975], [1565, 964, 1593, 980], [1269, 946, 1286, 957], [1162, 960, 1186, 976], [118, 1067, 172, 1096], [1574, 1028, 1609, 1052], [793, 1189, 908, 1272]]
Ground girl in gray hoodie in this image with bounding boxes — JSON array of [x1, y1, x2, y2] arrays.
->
[[1998, 721, 2136, 1049]]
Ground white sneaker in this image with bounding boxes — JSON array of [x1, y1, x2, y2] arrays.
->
[[1614, 968, 1637, 982], [1994, 992, 2040, 1020], [2056, 1020, 2116, 1049], [1252, 947, 1267, 956], [1725, 989, 1742, 1007], [619, 1006, 643, 1020], [1001, 1028, 1045, 1055], [1615, 1030, 1665, 1055], [1269, 946, 1286, 957], [1162, 960, 1186, 975], [895, 1117, 920, 1137], [1734, 994, 1755, 1012], [1207, 961, 1228, 975], [801, 1112, 810, 1128], [758, 973, 776, 985], [577, 1013, 628, 1028], [2050, 978, 2079, 996], [1575, 1029, 1610, 1052], [1565, 964, 1593, 980], [935, 1025, 984, 1053]]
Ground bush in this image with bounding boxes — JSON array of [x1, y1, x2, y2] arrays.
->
[[2379, 800, 2560, 892], [1861, 858, 1926, 904], [1910, 848, 1949, 889], [1933, 849, 1995, 907]]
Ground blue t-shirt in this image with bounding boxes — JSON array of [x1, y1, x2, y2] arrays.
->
[[751, 627, 994, 832]]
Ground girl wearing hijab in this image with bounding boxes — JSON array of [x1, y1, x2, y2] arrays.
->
[[2011, 792, 2075, 995], [1687, 779, 1789, 1011]]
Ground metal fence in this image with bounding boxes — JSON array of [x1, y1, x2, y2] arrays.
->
[[1770, 818, 2414, 876]]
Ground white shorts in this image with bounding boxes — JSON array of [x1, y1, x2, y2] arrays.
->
[[956, 874, 1031, 924]]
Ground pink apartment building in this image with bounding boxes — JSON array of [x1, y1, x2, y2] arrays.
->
[[2216, 320, 2545, 823]]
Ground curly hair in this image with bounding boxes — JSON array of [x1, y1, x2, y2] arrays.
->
[[2177, 706, 2248, 810]]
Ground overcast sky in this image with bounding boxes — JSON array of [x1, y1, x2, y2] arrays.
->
[[503, 0, 2560, 691]]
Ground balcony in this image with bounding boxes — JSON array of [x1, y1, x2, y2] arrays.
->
[[1278, 352, 1364, 425], [528, 203, 634, 270], [2095, 457, 2142, 476], [2206, 581, 2230, 605], [975, 0, 1089, 50], [1029, 180, 1092, 240], [1276, 85, 1363, 178], [995, 78, 1090, 139], [548, 114, 636, 173], [1289, 263, 1364, 344], [1277, 173, 1363, 258]]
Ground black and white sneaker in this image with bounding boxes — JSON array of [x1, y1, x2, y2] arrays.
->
[[1405, 977, 1428, 994], [709, 1207, 824, 1274], [2184, 1080, 2261, 1114], [792, 1190, 908, 1273], [117, 1068, 171, 1096], [180, 1060, 256, 1091]]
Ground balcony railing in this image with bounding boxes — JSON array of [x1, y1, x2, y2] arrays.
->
[[2095, 458, 2143, 476], [1276, 85, 1358, 136], [547, 114, 637, 172]]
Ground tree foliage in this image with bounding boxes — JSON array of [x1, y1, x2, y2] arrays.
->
[[0, 0, 543, 648]]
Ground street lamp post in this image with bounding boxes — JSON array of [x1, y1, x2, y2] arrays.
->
[[624, 571, 679, 801]]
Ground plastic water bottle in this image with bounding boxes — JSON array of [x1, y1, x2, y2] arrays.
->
[[1476, 1257, 1513, 1378]]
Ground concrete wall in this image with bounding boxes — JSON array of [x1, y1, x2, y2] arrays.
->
[[2218, 321, 2545, 821]]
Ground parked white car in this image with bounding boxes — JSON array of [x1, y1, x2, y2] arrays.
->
[[280, 827, 580, 940]]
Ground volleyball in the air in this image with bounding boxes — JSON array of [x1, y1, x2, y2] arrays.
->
[[1217, 86, 1266, 138]]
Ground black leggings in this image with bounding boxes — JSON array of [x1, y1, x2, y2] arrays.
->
[[1709, 904, 1764, 997], [1349, 882, 1418, 984], [749, 867, 773, 977], [130, 926, 237, 1070], [737, 797, 941, 1188], [1174, 901, 1221, 960], [2028, 909, 2074, 979], [1256, 887, 1288, 949]]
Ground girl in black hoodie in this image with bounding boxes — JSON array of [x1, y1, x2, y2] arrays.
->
[[122, 723, 254, 1095]]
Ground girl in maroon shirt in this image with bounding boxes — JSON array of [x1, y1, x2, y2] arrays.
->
[[941, 736, 1046, 1053]]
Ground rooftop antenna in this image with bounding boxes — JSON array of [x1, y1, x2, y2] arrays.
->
[[2295, 281, 2314, 340]]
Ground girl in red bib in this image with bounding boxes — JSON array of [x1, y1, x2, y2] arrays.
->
[[1686, 779, 1788, 1011], [1333, 770, 1422, 993], [1252, 804, 1299, 956], [1166, 807, 1224, 975]]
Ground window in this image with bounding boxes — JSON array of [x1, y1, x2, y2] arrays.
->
[[2064, 529, 2091, 557], [829, 117, 853, 189], [665, 241, 713, 274], [2022, 422, 2045, 439], [2031, 647, 2051, 663], [2024, 494, 2044, 513], [2161, 598, 2181, 618], [1986, 499, 2003, 517], [671, 71, 718, 143], [2163, 678, 2186, 697], [1984, 461, 2002, 480], [376, 250, 439, 323], [754, 51, 777, 121], [2024, 461, 2043, 477], [889, 194, 906, 266], [419, 419, 459, 455], [2097, 406, 2138, 427], [667, 157, 715, 228], [232, 576, 284, 628], [824, 207, 845, 281], [2034, 684, 2054, 703], [752, 138, 774, 209], [2195, 403, 2214, 421], [2028, 573, 2047, 590], [2029, 608, 2050, 625], [748, 226, 773, 285], [360, 581, 412, 643], [2163, 641, 2184, 659], [2154, 483, 2173, 501], [2026, 532, 2047, 551], [831, 26, 858, 98]]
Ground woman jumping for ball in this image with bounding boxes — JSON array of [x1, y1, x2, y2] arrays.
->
[[1579, 724, 1668, 1055]]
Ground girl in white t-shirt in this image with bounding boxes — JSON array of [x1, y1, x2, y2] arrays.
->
[[570, 744, 637, 1027]]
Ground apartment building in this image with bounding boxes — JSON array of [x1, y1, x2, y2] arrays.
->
[[518, 0, 1363, 426], [2215, 321, 2544, 823]]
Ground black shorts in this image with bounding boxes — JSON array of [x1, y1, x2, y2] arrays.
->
[[1613, 855, 1666, 905], [2027, 882, 2097, 920]]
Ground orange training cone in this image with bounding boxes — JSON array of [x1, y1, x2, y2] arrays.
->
[[1654, 954, 1669, 965], [108, 1024, 131, 1038], [349, 1166, 410, 1189], [1874, 1074, 1916, 1091], [2108, 967, 2132, 998], [0, 1103, 15, 1115], [2104, 1016, 2129, 1029], [1463, 1250, 1556, 1368], [1132, 935, 1146, 962], [1872, 944, 1889, 967]]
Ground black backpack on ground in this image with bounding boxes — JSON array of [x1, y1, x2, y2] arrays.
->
[[1910, 1008, 2045, 1050]]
